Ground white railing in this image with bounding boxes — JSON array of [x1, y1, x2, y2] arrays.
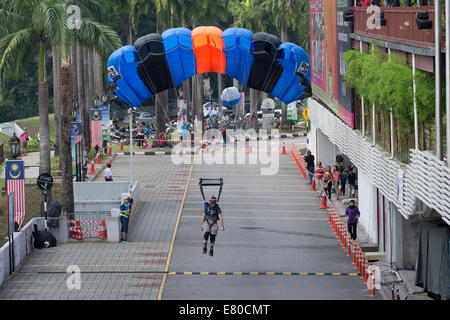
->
[[308, 98, 450, 225]]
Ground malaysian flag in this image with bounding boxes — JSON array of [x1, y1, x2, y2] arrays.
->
[[5, 160, 26, 229]]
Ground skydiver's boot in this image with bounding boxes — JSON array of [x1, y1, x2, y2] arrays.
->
[[209, 247, 214, 257], [203, 243, 207, 254]]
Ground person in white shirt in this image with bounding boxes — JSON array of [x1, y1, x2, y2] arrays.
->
[[211, 106, 219, 118], [203, 106, 210, 118], [104, 162, 113, 181]]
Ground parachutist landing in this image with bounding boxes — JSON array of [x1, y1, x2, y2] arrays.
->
[[202, 196, 225, 257]]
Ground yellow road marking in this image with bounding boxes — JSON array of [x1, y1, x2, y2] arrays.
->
[[182, 215, 327, 221], [158, 160, 194, 300], [184, 202, 318, 207], [129, 200, 143, 227], [184, 208, 324, 214]]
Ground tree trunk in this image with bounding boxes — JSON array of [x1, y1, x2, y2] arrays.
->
[[83, 48, 91, 150], [88, 50, 95, 106], [218, 73, 224, 116], [183, 79, 192, 122], [195, 73, 204, 125], [70, 45, 77, 99], [60, 57, 74, 217], [128, 14, 133, 45], [52, 46, 62, 158], [76, 42, 87, 150], [233, 79, 240, 117], [93, 52, 103, 97]]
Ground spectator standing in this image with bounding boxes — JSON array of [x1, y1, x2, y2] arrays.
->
[[347, 166, 357, 198], [82, 147, 89, 181], [203, 106, 210, 118], [20, 128, 29, 156], [315, 161, 325, 181], [323, 166, 333, 200], [333, 165, 340, 198], [303, 150, 315, 185], [120, 197, 131, 243], [346, 200, 360, 241], [104, 162, 113, 181], [340, 169, 348, 196]]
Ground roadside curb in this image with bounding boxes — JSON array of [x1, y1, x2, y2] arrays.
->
[[87, 153, 118, 182], [117, 133, 308, 156]]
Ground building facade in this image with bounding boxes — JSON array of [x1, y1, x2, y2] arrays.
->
[[308, 0, 449, 299]]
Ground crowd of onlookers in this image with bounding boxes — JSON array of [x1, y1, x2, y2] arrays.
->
[[303, 150, 358, 201]]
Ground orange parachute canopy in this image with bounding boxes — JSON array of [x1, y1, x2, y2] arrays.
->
[[192, 26, 226, 74]]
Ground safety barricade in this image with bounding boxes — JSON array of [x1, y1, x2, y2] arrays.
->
[[326, 203, 376, 297], [290, 144, 307, 179], [67, 219, 107, 240]]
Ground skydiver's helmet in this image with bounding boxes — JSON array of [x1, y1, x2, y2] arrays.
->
[[209, 196, 217, 206]]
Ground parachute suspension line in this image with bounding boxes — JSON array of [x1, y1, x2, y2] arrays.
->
[[253, 45, 279, 116]]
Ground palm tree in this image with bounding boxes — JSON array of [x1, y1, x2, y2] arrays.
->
[[0, 0, 69, 209], [0, 0, 121, 215], [60, 1, 121, 214]]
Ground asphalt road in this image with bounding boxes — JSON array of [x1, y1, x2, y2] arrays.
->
[[162, 139, 381, 300]]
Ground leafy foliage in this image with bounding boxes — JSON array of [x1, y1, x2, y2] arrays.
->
[[343, 47, 436, 133]]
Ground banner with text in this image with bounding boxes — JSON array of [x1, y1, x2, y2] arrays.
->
[[91, 109, 102, 150]]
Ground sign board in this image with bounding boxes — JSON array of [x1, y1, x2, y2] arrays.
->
[[302, 107, 309, 120], [37, 173, 54, 191], [287, 102, 298, 121], [100, 104, 111, 141]]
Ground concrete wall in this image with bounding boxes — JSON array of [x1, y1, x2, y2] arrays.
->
[[0, 217, 46, 287], [358, 170, 378, 244], [74, 181, 139, 214], [316, 129, 336, 168]]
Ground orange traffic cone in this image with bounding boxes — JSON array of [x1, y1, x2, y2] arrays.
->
[[119, 139, 124, 151], [88, 160, 95, 175], [99, 220, 107, 240], [95, 153, 101, 165], [108, 144, 112, 157], [247, 144, 253, 154], [320, 193, 328, 209], [309, 179, 316, 191], [281, 142, 287, 155], [203, 144, 209, 153]]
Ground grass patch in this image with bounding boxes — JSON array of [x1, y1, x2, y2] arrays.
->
[[0, 182, 62, 247], [15, 114, 55, 142]]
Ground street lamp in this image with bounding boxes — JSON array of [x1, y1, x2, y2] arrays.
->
[[8, 134, 21, 159], [93, 95, 100, 108], [128, 107, 134, 191], [72, 99, 79, 121]]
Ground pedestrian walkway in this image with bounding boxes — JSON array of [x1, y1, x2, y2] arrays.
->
[[0, 155, 191, 300]]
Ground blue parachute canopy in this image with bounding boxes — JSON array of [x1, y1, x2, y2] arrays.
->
[[107, 46, 151, 107], [271, 42, 312, 104], [246, 32, 284, 94], [162, 28, 197, 88], [134, 33, 174, 95], [221, 87, 241, 107], [222, 28, 254, 86]]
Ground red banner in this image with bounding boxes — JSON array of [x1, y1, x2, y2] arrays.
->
[[91, 109, 103, 150]]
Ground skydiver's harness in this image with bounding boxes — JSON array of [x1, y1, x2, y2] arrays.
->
[[199, 178, 223, 227]]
